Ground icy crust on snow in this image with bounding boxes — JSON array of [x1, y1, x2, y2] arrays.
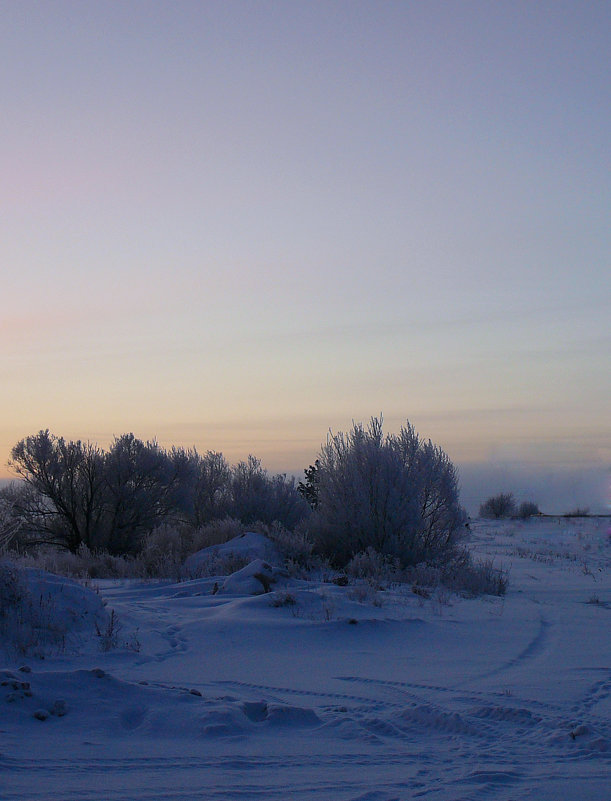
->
[[1, 517, 610, 801]]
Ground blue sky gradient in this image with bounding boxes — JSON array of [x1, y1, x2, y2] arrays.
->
[[2, 1, 609, 511]]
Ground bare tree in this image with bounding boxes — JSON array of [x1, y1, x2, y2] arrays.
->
[[9, 431, 106, 552], [190, 450, 232, 527], [229, 455, 309, 528], [102, 434, 186, 554]]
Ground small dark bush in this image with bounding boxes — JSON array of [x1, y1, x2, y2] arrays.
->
[[479, 493, 517, 519], [517, 501, 540, 519], [256, 522, 314, 568], [564, 507, 589, 517], [269, 591, 297, 608], [443, 556, 508, 597]]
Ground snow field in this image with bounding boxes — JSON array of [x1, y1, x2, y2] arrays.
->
[[1, 518, 610, 800]]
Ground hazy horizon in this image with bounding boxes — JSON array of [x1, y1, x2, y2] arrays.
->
[[2, 2, 609, 514]]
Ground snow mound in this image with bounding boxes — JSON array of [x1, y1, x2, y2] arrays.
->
[[184, 532, 280, 577], [21, 568, 109, 633], [241, 700, 320, 727], [218, 558, 287, 595], [1, 563, 109, 656]]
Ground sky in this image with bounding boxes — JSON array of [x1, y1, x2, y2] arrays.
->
[[1, 1, 609, 512]]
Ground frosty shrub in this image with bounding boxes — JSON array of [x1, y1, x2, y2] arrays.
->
[[308, 417, 466, 568], [0, 493, 22, 554], [479, 493, 517, 519], [186, 551, 252, 579], [443, 557, 508, 597], [345, 548, 401, 584], [404, 562, 442, 590], [255, 521, 315, 568], [347, 581, 384, 606], [0, 561, 31, 653], [517, 501, 540, 519], [269, 590, 297, 608], [139, 520, 247, 579], [139, 525, 187, 579], [0, 561, 25, 616], [402, 553, 507, 598], [190, 517, 245, 551], [76, 547, 146, 579], [96, 608, 122, 651], [7, 520, 251, 581], [10, 544, 146, 580], [0, 561, 67, 655]]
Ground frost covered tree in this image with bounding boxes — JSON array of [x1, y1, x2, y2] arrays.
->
[[9, 431, 189, 554], [102, 434, 190, 554], [9, 430, 107, 552], [9, 430, 311, 555], [230, 456, 309, 529], [310, 417, 466, 567], [189, 450, 232, 527]]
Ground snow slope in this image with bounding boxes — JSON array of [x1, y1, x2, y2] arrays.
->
[[1, 518, 610, 800]]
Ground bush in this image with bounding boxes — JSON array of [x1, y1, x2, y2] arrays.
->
[[0, 490, 22, 553], [338, 547, 508, 598], [308, 417, 466, 568], [442, 555, 508, 597], [138, 525, 187, 580], [185, 551, 252, 579], [564, 507, 589, 517], [479, 493, 517, 519], [140, 519, 246, 579], [254, 521, 315, 569], [517, 501, 540, 519], [9, 545, 146, 580], [190, 517, 245, 550], [345, 548, 401, 584]]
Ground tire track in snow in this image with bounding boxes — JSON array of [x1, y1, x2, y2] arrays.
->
[[212, 677, 396, 708], [572, 671, 611, 716], [462, 613, 552, 683]]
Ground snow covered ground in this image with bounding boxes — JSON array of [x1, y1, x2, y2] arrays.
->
[[2, 517, 610, 801]]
